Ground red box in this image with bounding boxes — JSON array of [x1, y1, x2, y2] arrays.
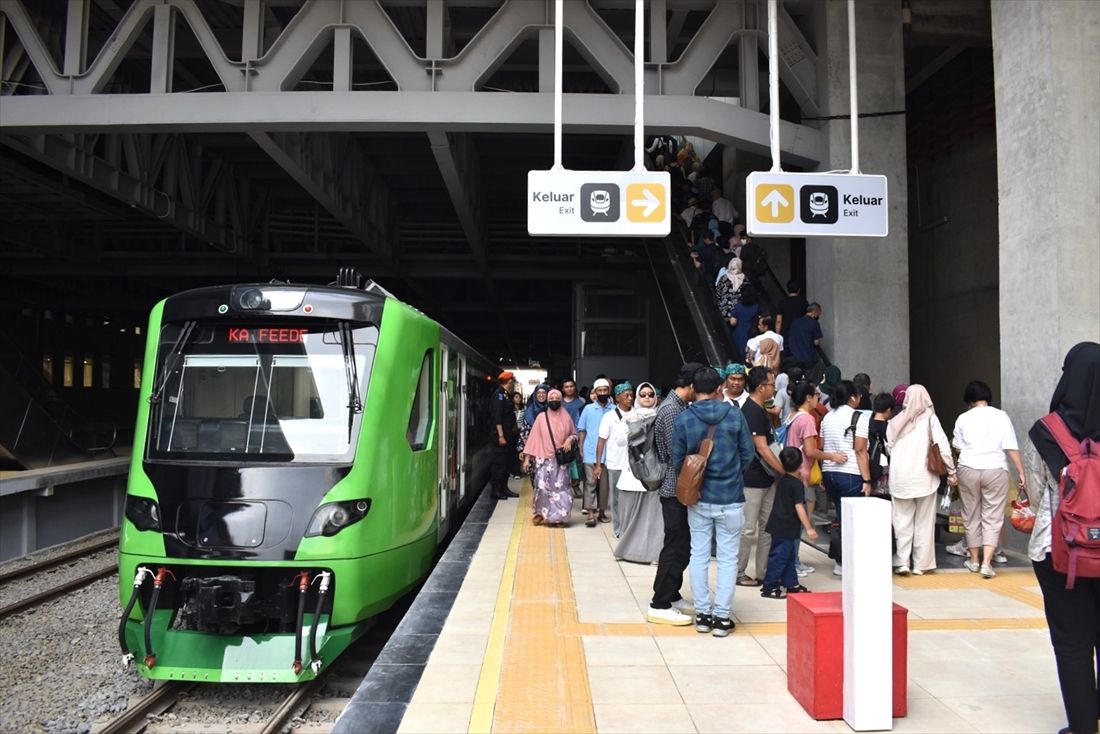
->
[[786, 592, 908, 719]]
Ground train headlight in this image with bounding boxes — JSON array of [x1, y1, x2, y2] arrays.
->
[[305, 498, 372, 538], [125, 496, 162, 532]]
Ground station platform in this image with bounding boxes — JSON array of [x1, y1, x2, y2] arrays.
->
[[345, 478, 1066, 734]]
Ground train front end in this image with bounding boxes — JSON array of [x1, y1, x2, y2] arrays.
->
[[118, 280, 427, 683]]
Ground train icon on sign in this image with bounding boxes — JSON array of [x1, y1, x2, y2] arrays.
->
[[589, 189, 612, 215], [799, 185, 838, 224], [807, 191, 830, 218]]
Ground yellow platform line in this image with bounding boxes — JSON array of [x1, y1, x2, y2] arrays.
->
[[468, 484, 527, 734]]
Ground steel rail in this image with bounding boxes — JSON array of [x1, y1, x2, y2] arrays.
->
[[0, 564, 117, 621], [97, 681, 194, 734], [260, 677, 327, 734], [0, 535, 118, 585]]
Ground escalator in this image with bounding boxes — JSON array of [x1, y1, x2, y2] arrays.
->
[[0, 334, 116, 469], [648, 218, 830, 371], [646, 222, 736, 368]]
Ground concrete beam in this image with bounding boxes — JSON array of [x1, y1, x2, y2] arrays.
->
[[0, 92, 825, 166]]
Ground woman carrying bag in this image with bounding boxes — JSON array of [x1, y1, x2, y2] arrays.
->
[[1025, 342, 1100, 734], [886, 385, 956, 576], [521, 389, 578, 527]]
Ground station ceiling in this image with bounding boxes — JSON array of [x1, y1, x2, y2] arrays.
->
[[0, 0, 990, 364]]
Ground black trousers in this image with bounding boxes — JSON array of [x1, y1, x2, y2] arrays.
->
[[489, 443, 513, 496], [651, 496, 690, 608], [1033, 554, 1100, 734]]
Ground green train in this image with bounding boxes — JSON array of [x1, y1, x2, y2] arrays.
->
[[118, 270, 496, 682]]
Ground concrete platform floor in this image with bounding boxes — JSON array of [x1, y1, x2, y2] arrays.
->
[[396, 479, 1064, 734]]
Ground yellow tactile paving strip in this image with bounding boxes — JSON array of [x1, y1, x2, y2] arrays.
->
[[469, 485, 1049, 733], [479, 480, 596, 734]]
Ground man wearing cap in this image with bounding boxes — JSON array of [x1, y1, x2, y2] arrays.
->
[[723, 363, 749, 408], [489, 372, 520, 500], [595, 381, 635, 537], [577, 378, 615, 527]]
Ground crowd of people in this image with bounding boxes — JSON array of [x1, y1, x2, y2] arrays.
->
[[487, 341, 1099, 734]]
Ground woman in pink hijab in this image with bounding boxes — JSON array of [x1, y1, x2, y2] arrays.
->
[[521, 388, 578, 526], [886, 385, 956, 575]]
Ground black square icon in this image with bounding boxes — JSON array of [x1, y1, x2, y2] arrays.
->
[[580, 183, 620, 222], [800, 185, 838, 224]]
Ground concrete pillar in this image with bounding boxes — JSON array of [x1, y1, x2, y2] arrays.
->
[[806, 0, 909, 388], [992, 1, 1100, 432]]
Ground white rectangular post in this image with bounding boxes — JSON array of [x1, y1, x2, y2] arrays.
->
[[841, 497, 893, 731]]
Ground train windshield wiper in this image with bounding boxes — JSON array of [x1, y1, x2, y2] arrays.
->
[[339, 322, 363, 442], [149, 320, 197, 405]]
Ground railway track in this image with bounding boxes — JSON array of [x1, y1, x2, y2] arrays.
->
[[0, 535, 120, 621], [95, 636, 384, 734], [0, 534, 119, 584]]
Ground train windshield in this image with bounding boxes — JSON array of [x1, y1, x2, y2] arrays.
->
[[146, 321, 377, 463]]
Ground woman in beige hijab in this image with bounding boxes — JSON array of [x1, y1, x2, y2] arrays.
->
[[886, 384, 956, 575]]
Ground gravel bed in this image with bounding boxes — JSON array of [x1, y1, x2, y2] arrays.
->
[[0, 529, 119, 578], [0, 576, 153, 734]]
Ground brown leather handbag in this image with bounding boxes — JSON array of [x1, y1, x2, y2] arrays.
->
[[675, 425, 717, 507], [926, 418, 949, 476]]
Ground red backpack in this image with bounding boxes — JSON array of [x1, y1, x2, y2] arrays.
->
[[1041, 413, 1100, 589]]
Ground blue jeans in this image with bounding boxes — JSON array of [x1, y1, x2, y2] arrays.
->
[[687, 501, 744, 620], [763, 536, 800, 590], [823, 471, 863, 524]]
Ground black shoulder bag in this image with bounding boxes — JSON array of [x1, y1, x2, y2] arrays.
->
[[544, 412, 576, 466]]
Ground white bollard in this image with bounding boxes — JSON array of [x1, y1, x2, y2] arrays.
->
[[841, 497, 893, 731]]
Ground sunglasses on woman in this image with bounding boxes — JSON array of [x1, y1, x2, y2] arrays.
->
[[639, 391, 655, 397]]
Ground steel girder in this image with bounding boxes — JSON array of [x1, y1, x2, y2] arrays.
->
[[0, 0, 824, 163], [249, 131, 396, 260], [0, 132, 254, 253]]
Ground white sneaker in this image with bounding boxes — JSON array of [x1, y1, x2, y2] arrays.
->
[[796, 564, 816, 577], [670, 597, 694, 613], [894, 565, 911, 576], [993, 549, 1009, 564], [647, 606, 692, 626], [945, 540, 968, 557], [980, 564, 996, 579], [832, 564, 843, 577], [963, 560, 980, 573]]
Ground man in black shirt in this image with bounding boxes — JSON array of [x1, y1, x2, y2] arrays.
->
[[736, 367, 787, 586], [489, 371, 519, 500], [776, 281, 808, 340]]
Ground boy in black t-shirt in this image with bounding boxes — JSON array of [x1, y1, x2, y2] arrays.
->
[[761, 447, 819, 598]]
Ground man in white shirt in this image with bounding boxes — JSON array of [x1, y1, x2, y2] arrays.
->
[[595, 382, 634, 538], [819, 380, 872, 575], [711, 190, 738, 227]]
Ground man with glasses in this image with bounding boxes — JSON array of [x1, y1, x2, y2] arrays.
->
[[736, 367, 787, 586]]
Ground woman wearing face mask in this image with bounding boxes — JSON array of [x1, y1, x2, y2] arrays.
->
[[521, 388, 578, 527], [614, 382, 665, 564], [516, 383, 550, 475]]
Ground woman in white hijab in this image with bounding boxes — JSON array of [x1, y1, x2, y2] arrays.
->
[[614, 382, 665, 564]]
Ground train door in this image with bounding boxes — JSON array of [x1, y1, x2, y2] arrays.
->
[[438, 347, 450, 530], [457, 355, 468, 501]]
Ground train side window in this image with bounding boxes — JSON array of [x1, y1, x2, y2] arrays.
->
[[406, 351, 433, 451]]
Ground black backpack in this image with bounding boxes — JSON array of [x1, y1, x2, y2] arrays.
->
[[868, 420, 889, 482]]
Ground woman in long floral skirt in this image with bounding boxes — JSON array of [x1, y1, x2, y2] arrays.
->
[[521, 388, 577, 526]]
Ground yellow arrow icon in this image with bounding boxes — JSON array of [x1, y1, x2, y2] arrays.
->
[[755, 184, 794, 223]]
